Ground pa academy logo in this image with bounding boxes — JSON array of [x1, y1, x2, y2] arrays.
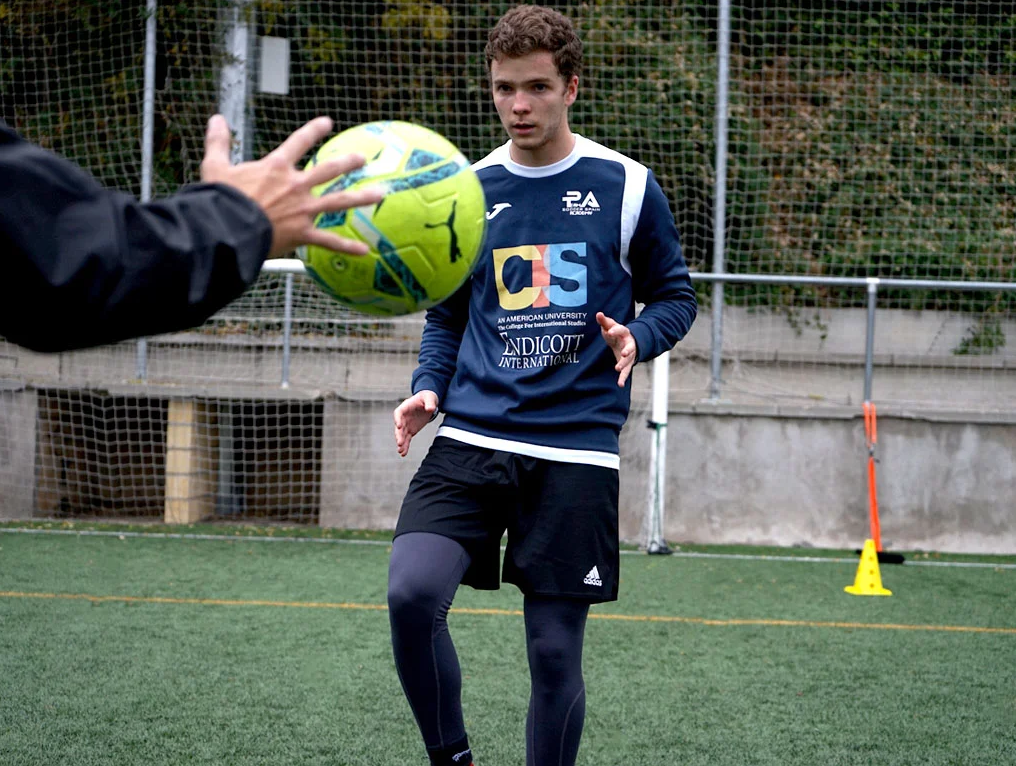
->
[[562, 190, 600, 216]]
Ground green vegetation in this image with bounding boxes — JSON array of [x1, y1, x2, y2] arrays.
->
[[2, 1, 1013, 332]]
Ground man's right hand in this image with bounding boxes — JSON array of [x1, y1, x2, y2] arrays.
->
[[393, 390, 439, 457], [201, 114, 386, 259]]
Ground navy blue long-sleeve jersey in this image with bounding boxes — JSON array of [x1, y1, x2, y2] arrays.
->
[[412, 136, 697, 468], [0, 122, 272, 352]]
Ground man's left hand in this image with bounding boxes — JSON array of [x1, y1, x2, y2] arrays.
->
[[596, 312, 637, 387]]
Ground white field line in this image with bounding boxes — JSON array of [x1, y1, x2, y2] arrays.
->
[[2, 526, 1015, 569]]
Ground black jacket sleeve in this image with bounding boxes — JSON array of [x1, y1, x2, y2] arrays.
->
[[0, 123, 273, 352]]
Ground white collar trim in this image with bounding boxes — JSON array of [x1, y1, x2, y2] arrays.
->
[[497, 134, 586, 178]]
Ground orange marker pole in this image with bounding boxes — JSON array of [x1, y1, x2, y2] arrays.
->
[[863, 401, 882, 552]]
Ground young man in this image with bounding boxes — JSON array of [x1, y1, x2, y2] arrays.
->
[[388, 5, 697, 765]]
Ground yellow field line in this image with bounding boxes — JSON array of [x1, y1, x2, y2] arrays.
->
[[0, 590, 388, 612], [2, 590, 1014, 635]]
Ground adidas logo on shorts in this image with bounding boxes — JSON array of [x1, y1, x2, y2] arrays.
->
[[583, 566, 603, 587]]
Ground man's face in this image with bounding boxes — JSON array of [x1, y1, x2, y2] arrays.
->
[[490, 50, 578, 167]]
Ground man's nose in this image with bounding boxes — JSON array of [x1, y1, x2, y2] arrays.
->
[[512, 94, 530, 113]]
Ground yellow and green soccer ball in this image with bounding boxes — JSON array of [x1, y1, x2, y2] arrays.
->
[[300, 121, 486, 316]]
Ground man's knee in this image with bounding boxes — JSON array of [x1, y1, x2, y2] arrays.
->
[[388, 567, 440, 623]]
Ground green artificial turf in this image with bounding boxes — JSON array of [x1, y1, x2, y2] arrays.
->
[[1, 527, 1014, 765]]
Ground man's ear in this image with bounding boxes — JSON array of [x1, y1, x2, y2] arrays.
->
[[565, 75, 579, 106]]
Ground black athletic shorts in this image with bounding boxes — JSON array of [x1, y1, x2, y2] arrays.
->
[[395, 436, 620, 603]]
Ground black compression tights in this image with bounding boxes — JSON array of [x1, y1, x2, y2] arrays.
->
[[387, 532, 590, 766]]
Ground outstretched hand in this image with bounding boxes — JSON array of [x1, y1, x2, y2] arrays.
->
[[596, 311, 637, 387], [201, 114, 386, 259], [394, 390, 440, 457]]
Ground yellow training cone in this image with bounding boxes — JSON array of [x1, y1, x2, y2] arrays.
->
[[845, 539, 893, 596]]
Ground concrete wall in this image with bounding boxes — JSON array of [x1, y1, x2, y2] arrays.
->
[[621, 404, 1016, 555], [0, 387, 37, 519], [312, 398, 1016, 555], [1, 387, 1013, 553], [320, 399, 438, 530]]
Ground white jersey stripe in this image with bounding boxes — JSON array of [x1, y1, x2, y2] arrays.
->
[[436, 426, 620, 470], [571, 135, 647, 275]]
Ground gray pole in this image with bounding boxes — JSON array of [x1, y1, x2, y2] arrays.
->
[[135, 0, 157, 381], [281, 273, 294, 389], [219, 0, 255, 164], [863, 278, 879, 403], [217, 0, 254, 517], [140, 0, 157, 205], [709, 0, 731, 400]]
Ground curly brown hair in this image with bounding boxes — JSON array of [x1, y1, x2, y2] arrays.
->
[[484, 5, 583, 82]]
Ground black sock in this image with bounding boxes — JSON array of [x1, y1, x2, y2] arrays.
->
[[426, 737, 472, 766]]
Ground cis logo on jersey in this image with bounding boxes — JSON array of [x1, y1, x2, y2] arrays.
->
[[561, 190, 600, 216], [494, 243, 587, 310]]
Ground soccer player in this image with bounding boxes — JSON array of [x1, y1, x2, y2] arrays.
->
[[388, 5, 697, 765], [0, 115, 384, 352]]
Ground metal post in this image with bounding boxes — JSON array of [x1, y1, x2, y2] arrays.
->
[[646, 352, 672, 554], [708, 0, 732, 400], [281, 272, 294, 389], [219, 0, 255, 164], [135, 0, 157, 381], [864, 278, 879, 403], [215, 1, 254, 518]]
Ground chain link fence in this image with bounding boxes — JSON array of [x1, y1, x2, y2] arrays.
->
[[1, 0, 1013, 524]]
